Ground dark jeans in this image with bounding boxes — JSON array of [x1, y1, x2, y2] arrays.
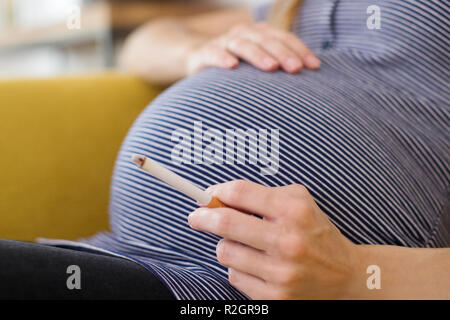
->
[[0, 239, 174, 300]]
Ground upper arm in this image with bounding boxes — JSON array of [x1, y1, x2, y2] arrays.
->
[[183, 8, 254, 37]]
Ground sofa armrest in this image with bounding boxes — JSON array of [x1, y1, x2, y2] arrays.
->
[[0, 73, 163, 241]]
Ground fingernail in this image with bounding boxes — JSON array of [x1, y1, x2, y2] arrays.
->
[[192, 207, 207, 214], [286, 58, 302, 72], [188, 212, 198, 226], [225, 57, 238, 68], [196, 207, 213, 215], [188, 208, 211, 225], [305, 55, 321, 68], [206, 184, 219, 194], [263, 57, 277, 69]]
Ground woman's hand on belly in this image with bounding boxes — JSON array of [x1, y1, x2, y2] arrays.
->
[[187, 180, 359, 299], [186, 22, 321, 76]]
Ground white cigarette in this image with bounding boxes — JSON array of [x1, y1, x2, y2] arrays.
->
[[131, 154, 225, 208]]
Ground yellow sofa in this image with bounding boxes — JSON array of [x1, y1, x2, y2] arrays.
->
[[0, 73, 164, 241]]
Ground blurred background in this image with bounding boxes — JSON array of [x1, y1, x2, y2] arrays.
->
[[0, 0, 264, 78]]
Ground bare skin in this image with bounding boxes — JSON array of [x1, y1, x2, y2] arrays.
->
[[188, 181, 450, 299], [121, 10, 450, 299], [119, 8, 320, 85]]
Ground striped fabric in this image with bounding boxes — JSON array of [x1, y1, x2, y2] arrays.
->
[[68, 0, 449, 299]]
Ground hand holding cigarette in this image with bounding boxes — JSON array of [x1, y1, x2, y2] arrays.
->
[[131, 154, 226, 208], [187, 180, 362, 300]]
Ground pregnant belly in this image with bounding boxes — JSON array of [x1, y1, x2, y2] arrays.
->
[[108, 64, 446, 257]]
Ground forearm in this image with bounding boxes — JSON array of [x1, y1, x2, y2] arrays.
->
[[350, 245, 450, 299], [119, 18, 209, 85], [119, 8, 252, 85]]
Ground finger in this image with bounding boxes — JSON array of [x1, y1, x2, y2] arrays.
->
[[223, 36, 279, 71], [239, 28, 303, 73], [206, 180, 285, 219], [188, 207, 275, 251], [259, 39, 303, 73], [188, 44, 238, 74], [216, 239, 275, 281], [205, 45, 239, 69], [266, 27, 321, 69], [228, 268, 272, 300]]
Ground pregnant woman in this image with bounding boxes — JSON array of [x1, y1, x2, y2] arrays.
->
[[2, 0, 449, 299]]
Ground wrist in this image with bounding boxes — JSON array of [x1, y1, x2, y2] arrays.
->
[[341, 244, 450, 299], [341, 243, 387, 299], [183, 36, 209, 76]]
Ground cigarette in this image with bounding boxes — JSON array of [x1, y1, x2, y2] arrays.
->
[[131, 154, 226, 209]]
